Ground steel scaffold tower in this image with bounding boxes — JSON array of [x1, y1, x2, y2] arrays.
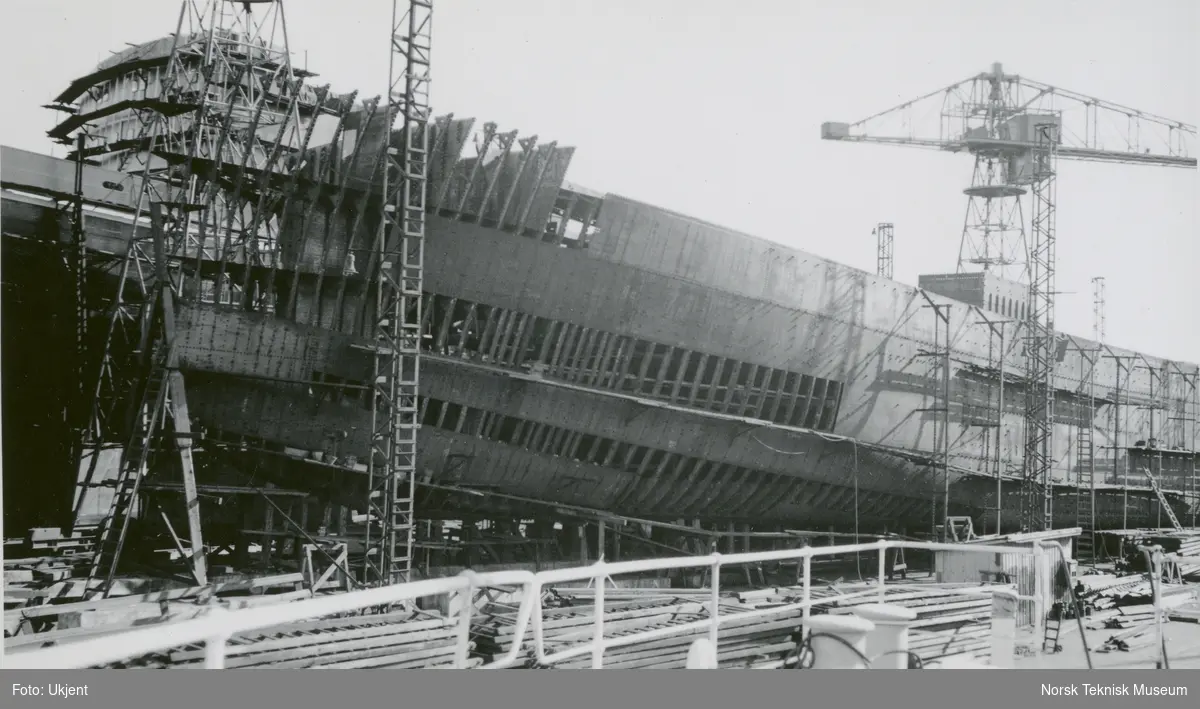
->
[[1019, 121, 1059, 533], [49, 0, 306, 595], [874, 222, 894, 279], [1134, 359, 1170, 527], [970, 308, 1010, 534], [916, 293, 952, 537], [1101, 353, 1136, 529], [1189, 374, 1199, 528], [363, 0, 432, 587], [1073, 341, 1098, 560], [1161, 363, 1196, 528]]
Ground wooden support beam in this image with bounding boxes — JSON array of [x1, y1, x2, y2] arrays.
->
[[166, 370, 207, 586]]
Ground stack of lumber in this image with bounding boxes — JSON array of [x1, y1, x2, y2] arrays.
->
[[1107, 530, 1200, 578], [542, 587, 712, 605], [473, 595, 804, 669], [1090, 604, 1158, 630], [1094, 623, 1159, 654], [732, 585, 860, 609], [1075, 573, 1154, 611], [1144, 531, 1200, 579], [1075, 572, 1198, 616], [91, 610, 469, 669], [4, 573, 319, 641], [1076, 567, 1200, 650], [826, 586, 995, 664], [474, 582, 1004, 669], [1166, 602, 1200, 623]]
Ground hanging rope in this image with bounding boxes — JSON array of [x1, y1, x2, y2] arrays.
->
[[749, 433, 808, 455], [779, 631, 924, 669], [750, 433, 867, 581]]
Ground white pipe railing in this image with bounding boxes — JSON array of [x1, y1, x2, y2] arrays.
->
[[4, 539, 1046, 670], [4, 570, 538, 671]]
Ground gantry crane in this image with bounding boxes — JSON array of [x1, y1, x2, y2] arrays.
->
[[822, 62, 1196, 533]]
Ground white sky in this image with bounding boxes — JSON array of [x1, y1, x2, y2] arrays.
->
[[2, 0, 1197, 363]]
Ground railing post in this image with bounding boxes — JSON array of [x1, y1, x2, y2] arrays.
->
[[801, 546, 812, 628], [202, 607, 232, 669], [1032, 543, 1046, 643], [686, 638, 718, 669], [1151, 547, 1165, 669], [591, 561, 606, 669], [454, 572, 477, 669], [531, 578, 547, 663], [876, 538, 888, 599], [990, 588, 1019, 668], [708, 553, 722, 651]]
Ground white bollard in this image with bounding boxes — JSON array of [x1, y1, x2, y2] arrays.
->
[[989, 588, 1018, 669], [686, 638, 718, 669], [852, 603, 917, 669], [804, 614, 876, 669]]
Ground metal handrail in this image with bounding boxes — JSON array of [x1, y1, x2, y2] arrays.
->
[[3, 569, 538, 670], [4, 538, 1047, 670]]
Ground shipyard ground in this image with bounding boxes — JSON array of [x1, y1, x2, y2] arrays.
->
[[1015, 622, 1200, 669]]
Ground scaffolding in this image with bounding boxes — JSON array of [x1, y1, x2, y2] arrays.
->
[[969, 308, 1011, 535], [1190, 373, 1200, 528], [873, 222, 894, 279], [1101, 353, 1136, 529], [1068, 339, 1100, 561], [1092, 277, 1106, 344], [1133, 359, 1170, 528], [362, 0, 432, 587], [49, 0, 311, 596], [1162, 364, 1197, 529], [1019, 120, 1060, 533], [916, 292, 951, 538]]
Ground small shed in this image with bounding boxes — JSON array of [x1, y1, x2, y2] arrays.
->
[[933, 527, 1081, 628]]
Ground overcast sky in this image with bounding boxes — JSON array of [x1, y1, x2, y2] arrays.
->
[[3, 0, 1196, 362]]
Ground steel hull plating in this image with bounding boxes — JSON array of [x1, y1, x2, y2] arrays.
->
[[1, 143, 1195, 534]]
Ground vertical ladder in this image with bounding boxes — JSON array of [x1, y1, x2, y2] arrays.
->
[[1139, 466, 1184, 532], [84, 343, 171, 597], [1075, 423, 1095, 562], [1040, 543, 1093, 667], [363, 0, 431, 587]]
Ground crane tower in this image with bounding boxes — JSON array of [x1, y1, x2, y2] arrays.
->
[[822, 62, 1196, 532]]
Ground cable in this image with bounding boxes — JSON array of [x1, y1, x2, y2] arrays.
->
[[749, 433, 808, 455], [872, 649, 926, 669], [779, 630, 924, 669]]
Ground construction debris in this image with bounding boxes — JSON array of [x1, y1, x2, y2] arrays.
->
[[1098, 530, 1200, 578], [470, 582, 999, 668], [8, 609, 470, 669], [1068, 564, 1200, 654], [3, 569, 348, 641]]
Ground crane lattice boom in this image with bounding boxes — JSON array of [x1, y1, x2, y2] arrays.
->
[[822, 63, 1196, 169]]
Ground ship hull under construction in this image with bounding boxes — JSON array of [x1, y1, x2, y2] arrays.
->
[[3, 124, 1196, 540]]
